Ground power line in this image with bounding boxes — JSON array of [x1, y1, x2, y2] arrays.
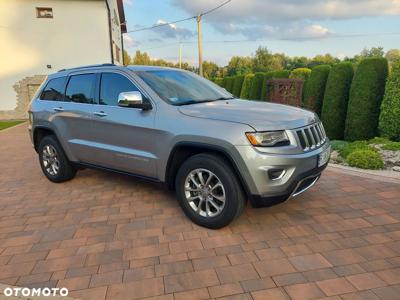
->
[[125, 0, 231, 34]]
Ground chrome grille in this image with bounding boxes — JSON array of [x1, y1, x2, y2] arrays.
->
[[296, 122, 326, 151]]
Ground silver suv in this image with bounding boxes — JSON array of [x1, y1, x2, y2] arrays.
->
[[28, 64, 330, 228]]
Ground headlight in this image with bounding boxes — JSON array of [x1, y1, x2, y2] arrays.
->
[[246, 131, 289, 147]]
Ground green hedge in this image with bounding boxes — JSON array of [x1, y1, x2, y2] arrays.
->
[[379, 61, 400, 141], [214, 78, 223, 87], [345, 57, 389, 141], [347, 149, 384, 170], [232, 75, 245, 97], [249, 72, 265, 100], [290, 68, 312, 81], [303, 65, 331, 115], [261, 70, 291, 101], [321, 62, 354, 140], [221, 77, 228, 88], [224, 76, 235, 93], [240, 74, 254, 99]]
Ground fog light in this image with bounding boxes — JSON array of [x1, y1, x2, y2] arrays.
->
[[268, 169, 286, 181]]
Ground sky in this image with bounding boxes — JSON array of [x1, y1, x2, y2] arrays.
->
[[122, 0, 400, 66]]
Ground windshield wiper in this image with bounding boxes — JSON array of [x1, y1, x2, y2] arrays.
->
[[213, 96, 235, 100]]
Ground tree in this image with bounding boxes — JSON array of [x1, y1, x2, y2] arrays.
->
[[379, 60, 400, 140], [360, 47, 385, 58], [345, 58, 389, 141], [303, 65, 331, 115], [252, 46, 275, 72], [385, 49, 400, 66], [286, 56, 310, 70], [321, 62, 354, 140], [232, 75, 245, 97], [308, 54, 339, 68], [132, 50, 151, 65], [227, 56, 253, 76], [289, 68, 312, 81], [202, 61, 219, 79], [123, 50, 132, 66]]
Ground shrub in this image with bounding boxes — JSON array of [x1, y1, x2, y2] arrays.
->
[[240, 74, 254, 99], [330, 140, 349, 152], [221, 77, 228, 88], [303, 65, 331, 115], [379, 61, 400, 140], [290, 68, 312, 81], [345, 57, 389, 141], [347, 150, 384, 170], [339, 140, 375, 159], [249, 72, 265, 100], [224, 76, 235, 93], [321, 62, 354, 140], [214, 78, 223, 87], [382, 142, 400, 151], [368, 137, 391, 145], [232, 75, 245, 97]]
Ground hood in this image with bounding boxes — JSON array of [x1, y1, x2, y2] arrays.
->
[[178, 99, 318, 131]]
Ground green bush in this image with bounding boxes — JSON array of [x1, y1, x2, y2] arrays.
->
[[379, 61, 400, 141], [224, 76, 235, 93], [321, 62, 354, 140], [249, 72, 265, 100], [368, 137, 391, 145], [240, 74, 254, 99], [271, 70, 290, 78], [339, 140, 375, 159], [303, 65, 331, 115], [345, 57, 389, 141], [290, 68, 312, 81], [347, 150, 384, 170], [382, 142, 400, 151], [330, 140, 349, 152], [221, 77, 228, 88], [232, 75, 245, 97], [214, 78, 223, 87]]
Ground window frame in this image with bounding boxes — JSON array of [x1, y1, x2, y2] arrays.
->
[[65, 73, 97, 105], [39, 76, 67, 101]]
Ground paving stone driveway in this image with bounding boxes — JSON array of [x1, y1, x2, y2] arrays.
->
[[1, 123, 400, 300]]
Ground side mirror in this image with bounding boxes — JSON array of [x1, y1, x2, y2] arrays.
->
[[118, 91, 151, 110]]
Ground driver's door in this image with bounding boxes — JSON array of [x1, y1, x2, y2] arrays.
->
[[89, 71, 157, 178]]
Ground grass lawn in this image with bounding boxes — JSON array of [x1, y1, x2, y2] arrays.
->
[[0, 120, 25, 131]]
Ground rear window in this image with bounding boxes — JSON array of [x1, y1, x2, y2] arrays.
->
[[65, 74, 96, 104], [40, 77, 66, 101]]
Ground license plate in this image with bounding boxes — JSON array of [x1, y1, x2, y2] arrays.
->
[[318, 146, 331, 167]]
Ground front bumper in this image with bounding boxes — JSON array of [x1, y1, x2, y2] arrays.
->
[[234, 141, 330, 207]]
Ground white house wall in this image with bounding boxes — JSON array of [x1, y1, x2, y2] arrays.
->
[[0, 0, 118, 117]]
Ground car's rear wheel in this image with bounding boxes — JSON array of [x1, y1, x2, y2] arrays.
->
[[38, 135, 76, 183], [175, 153, 245, 229]]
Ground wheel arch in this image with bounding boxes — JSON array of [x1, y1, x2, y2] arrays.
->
[[165, 142, 252, 198]]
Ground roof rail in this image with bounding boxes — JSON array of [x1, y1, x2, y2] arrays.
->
[[58, 63, 117, 72]]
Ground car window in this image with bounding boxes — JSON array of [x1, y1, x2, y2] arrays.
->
[[99, 73, 139, 106], [40, 77, 66, 101], [65, 74, 96, 104]]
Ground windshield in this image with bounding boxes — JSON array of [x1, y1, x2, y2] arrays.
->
[[136, 70, 234, 105]]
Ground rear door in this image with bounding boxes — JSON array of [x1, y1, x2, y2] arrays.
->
[[55, 73, 98, 163], [89, 71, 157, 178]]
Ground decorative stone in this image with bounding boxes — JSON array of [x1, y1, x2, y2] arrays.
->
[[393, 166, 400, 172]]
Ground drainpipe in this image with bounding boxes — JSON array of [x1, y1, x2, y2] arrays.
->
[[105, 0, 114, 64]]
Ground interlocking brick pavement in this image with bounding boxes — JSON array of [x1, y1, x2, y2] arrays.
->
[[0, 123, 400, 300]]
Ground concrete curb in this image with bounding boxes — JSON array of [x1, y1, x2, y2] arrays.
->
[[328, 163, 400, 184]]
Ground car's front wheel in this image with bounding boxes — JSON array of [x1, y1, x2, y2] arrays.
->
[[38, 135, 77, 183], [175, 153, 245, 229]]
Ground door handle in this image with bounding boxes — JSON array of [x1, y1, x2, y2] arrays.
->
[[93, 111, 107, 117], [53, 107, 64, 112]]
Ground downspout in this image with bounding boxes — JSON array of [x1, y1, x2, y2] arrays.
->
[[105, 0, 114, 64], [121, 30, 125, 65]]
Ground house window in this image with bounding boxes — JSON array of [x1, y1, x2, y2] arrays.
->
[[36, 7, 53, 18]]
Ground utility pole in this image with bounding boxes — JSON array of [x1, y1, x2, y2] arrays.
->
[[179, 43, 182, 69], [197, 15, 203, 77]]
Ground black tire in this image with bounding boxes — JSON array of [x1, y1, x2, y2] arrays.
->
[[175, 153, 245, 229], [38, 135, 77, 183]]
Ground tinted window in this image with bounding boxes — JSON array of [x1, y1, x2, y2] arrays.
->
[[65, 74, 96, 104], [99, 73, 139, 106], [40, 77, 66, 101]]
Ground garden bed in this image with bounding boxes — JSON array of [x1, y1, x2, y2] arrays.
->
[[330, 138, 400, 172]]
